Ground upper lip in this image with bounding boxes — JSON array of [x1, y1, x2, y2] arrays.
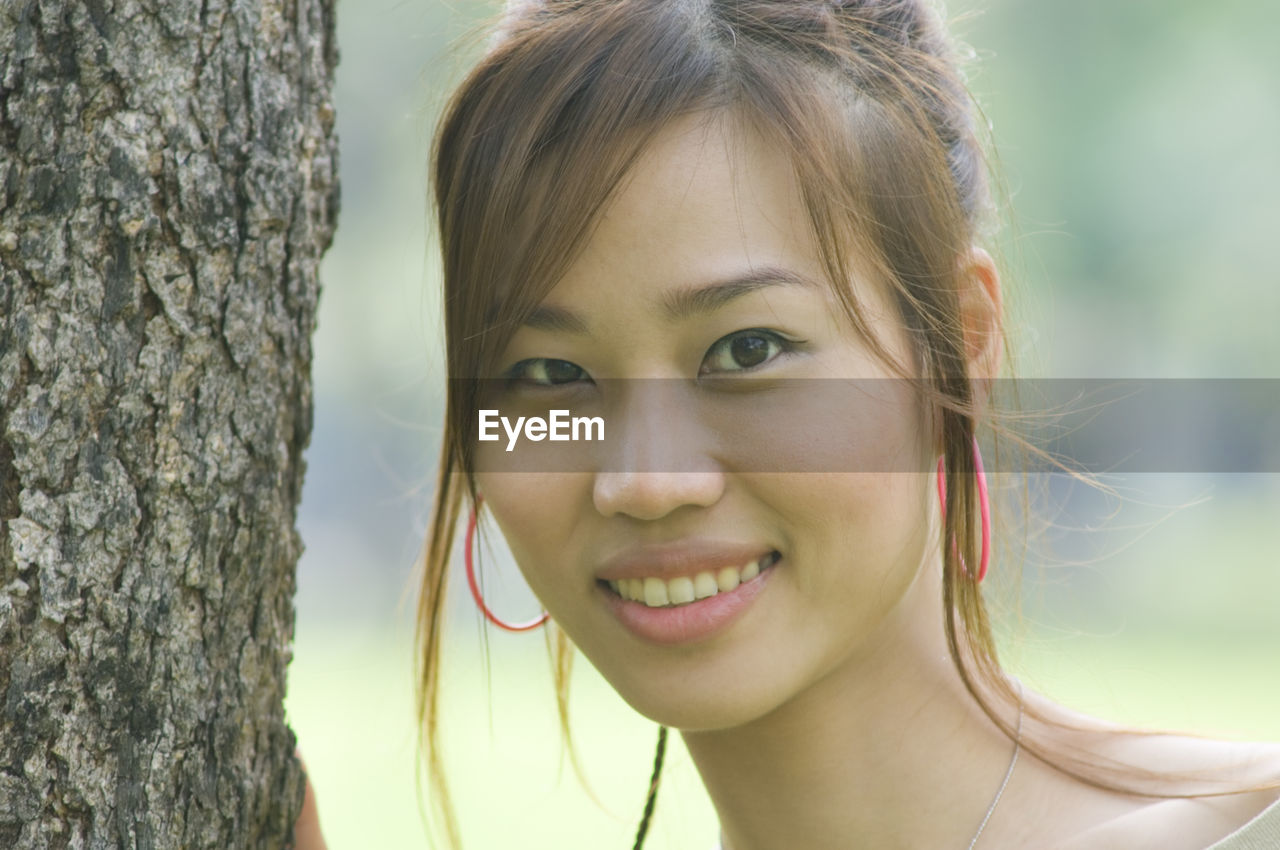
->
[[595, 540, 777, 583]]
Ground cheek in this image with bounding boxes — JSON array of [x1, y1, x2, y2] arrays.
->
[[473, 473, 584, 599], [782, 472, 932, 602]]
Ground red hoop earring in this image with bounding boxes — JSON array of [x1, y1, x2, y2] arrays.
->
[[465, 499, 551, 632], [935, 435, 991, 582]]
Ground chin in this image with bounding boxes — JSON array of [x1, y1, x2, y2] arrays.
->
[[606, 667, 791, 732]]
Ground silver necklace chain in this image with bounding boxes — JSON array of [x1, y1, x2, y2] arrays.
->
[[966, 682, 1026, 850], [713, 683, 1027, 850]]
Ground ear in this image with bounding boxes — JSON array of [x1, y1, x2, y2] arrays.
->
[[957, 246, 1003, 390]]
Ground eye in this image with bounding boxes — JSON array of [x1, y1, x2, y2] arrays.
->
[[504, 358, 588, 387], [700, 329, 794, 376]]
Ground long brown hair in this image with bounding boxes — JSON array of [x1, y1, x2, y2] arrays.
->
[[416, 2, 1267, 846]]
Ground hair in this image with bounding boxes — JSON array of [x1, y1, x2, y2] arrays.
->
[[415, 1, 1274, 847]]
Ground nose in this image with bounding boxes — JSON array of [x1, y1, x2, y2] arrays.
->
[[591, 383, 725, 520], [593, 469, 724, 520]]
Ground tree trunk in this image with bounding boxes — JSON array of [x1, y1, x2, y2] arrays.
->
[[0, 1, 338, 847]]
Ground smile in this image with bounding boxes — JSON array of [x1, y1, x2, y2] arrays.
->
[[603, 551, 781, 608], [597, 547, 782, 645]]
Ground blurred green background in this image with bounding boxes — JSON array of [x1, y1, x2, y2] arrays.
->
[[284, 1, 1280, 847]]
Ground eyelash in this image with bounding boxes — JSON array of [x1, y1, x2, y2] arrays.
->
[[501, 329, 801, 387], [503, 358, 588, 387]]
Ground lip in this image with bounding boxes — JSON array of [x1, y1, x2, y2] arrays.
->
[[598, 551, 781, 646], [595, 540, 776, 583]]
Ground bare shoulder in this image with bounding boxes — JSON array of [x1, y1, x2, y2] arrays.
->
[[1054, 738, 1280, 850]]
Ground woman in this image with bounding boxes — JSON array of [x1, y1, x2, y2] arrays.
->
[[301, 1, 1280, 847]]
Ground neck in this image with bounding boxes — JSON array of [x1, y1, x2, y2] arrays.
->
[[680, 561, 1021, 850]]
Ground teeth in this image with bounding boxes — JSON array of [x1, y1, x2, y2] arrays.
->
[[612, 555, 775, 608], [667, 576, 696, 605], [643, 577, 669, 607]]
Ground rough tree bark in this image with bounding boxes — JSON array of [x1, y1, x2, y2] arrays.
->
[[0, 1, 338, 847]]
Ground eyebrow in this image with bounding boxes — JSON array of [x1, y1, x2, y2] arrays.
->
[[521, 303, 590, 334], [521, 265, 820, 334], [663, 266, 820, 321]]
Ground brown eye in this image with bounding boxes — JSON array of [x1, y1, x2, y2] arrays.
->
[[543, 359, 583, 383], [700, 330, 789, 375], [508, 358, 587, 386], [730, 335, 770, 368]]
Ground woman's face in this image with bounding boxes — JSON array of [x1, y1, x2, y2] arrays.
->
[[474, 112, 940, 730]]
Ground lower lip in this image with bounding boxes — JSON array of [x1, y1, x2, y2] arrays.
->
[[598, 560, 779, 646]]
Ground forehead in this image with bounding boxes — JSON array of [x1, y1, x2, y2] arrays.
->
[[547, 110, 828, 305]]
